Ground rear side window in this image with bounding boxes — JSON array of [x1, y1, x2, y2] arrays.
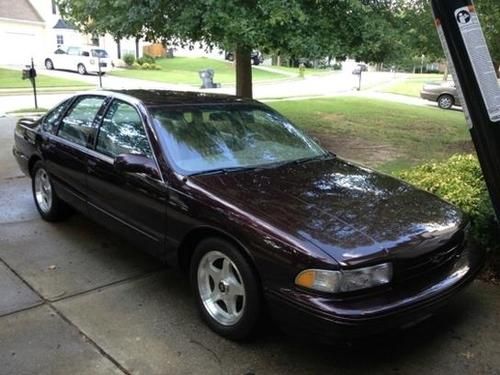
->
[[96, 100, 152, 158], [58, 96, 105, 146], [42, 99, 70, 134]]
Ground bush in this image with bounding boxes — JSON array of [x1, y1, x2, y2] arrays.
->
[[150, 63, 161, 70], [123, 53, 135, 66], [398, 154, 498, 249], [332, 63, 342, 71], [142, 54, 155, 64], [131, 61, 141, 69], [141, 62, 151, 70]]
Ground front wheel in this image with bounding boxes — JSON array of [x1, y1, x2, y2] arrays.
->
[[77, 63, 87, 75], [190, 238, 261, 340], [45, 59, 54, 70], [32, 162, 70, 221]]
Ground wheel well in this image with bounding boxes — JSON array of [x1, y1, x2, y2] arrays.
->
[[28, 156, 41, 177], [177, 227, 256, 274]]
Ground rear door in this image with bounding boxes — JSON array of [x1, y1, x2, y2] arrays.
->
[[86, 99, 167, 256], [43, 95, 108, 212]]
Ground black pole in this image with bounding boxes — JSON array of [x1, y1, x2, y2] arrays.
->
[[431, 0, 500, 219], [31, 58, 38, 109], [98, 56, 102, 88]]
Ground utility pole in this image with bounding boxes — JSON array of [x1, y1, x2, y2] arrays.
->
[[431, 0, 500, 219]]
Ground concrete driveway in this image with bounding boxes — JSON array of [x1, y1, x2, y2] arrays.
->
[[1, 116, 500, 375]]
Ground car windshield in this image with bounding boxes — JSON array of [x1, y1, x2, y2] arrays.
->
[[91, 49, 109, 58], [151, 104, 327, 175]]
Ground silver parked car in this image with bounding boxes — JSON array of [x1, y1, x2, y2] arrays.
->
[[420, 81, 461, 109]]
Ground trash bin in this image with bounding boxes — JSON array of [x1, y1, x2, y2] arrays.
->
[[199, 69, 220, 89]]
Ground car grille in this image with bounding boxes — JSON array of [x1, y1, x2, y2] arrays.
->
[[392, 233, 465, 283], [99, 62, 107, 67]]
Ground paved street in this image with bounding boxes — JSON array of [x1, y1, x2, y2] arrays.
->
[[1, 116, 499, 375]]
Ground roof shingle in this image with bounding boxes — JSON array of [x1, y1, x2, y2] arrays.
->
[[0, 0, 44, 23]]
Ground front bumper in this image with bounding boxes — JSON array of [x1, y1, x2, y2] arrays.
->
[[266, 246, 485, 341]]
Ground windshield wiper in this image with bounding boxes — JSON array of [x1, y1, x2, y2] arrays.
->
[[189, 165, 263, 177]]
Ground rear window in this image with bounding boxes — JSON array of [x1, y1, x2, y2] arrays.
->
[[91, 49, 109, 58]]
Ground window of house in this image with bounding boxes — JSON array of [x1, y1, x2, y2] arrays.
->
[[56, 35, 64, 45]]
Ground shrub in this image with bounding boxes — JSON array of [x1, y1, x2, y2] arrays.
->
[[141, 62, 151, 70], [123, 53, 135, 66], [131, 61, 141, 69], [398, 154, 498, 249], [150, 63, 161, 70], [332, 63, 342, 70], [142, 54, 155, 64]]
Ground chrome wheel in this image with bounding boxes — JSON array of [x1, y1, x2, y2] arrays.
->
[[197, 250, 246, 326], [78, 64, 86, 75], [438, 95, 453, 109], [34, 168, 53, 214]]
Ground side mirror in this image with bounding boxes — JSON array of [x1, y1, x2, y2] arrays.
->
[[114, 154, 160, 179]]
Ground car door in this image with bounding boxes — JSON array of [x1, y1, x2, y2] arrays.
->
[[42, 95, 108, 212], [86, 99, 168, 256], [66, 47, 80, 71]]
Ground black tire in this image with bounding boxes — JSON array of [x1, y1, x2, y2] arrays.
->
[[438, 94, 454, 110], [31, 161, 71, 222], [77, 63, 87, 75], [45, 59, 54, 70], [190, 237, 261, 340]]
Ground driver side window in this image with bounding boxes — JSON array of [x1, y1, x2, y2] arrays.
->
[[96, 100, 152, 158]]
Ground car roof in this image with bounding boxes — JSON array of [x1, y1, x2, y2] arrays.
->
[[97, 89, 259, 107]]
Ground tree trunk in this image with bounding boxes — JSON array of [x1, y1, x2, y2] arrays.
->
[[235, 46, 253, 99], [443, 63, 449, 81], [116, 39, 121, 59], [135, 37, 140, 59], [495, 61, 500, 78]]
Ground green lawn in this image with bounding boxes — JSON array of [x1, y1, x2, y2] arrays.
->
[[268, 65, 336, 77], [0, 68, 89, 89], [110, 57, 289, 85], [271, 97, 471, 174], [381, 73, 445, 97]]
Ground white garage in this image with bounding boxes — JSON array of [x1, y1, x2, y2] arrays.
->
[[0, 0, 46, 66]]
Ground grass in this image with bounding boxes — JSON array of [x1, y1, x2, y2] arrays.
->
[[110, 57, 289, 85], [270, 97, 471, 174], [381, 73, 445, 97], [0, 68, 89, 89], [268, 65, 337, 77]]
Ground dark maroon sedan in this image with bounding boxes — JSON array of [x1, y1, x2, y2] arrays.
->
[[13, 90, 485, 341]]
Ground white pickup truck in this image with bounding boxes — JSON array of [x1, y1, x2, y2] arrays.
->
[[44, 46, 112, 75]]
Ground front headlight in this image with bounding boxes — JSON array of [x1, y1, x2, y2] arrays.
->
[[295, 263, 393, 293]]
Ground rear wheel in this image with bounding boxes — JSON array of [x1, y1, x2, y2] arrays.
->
[[45, 59, 54, 70], [77, 63, 87, 75], [190, 238, 261, 340], [32, 161, 70, 221], [438, 94, 454, 109]]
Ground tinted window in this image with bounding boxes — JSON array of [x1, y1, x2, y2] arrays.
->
[[42, 99, 70, 134], [91, 49, 109, 58], [96, 100, 152, 158], [151, 105, 325, 174], [58, 96, 105, 146]]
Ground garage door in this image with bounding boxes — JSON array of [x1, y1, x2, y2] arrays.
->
[[1, 31, 44, 66]]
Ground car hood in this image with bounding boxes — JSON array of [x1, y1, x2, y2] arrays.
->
[[188, 158, 466, 266]]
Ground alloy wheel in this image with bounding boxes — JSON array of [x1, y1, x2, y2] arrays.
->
[[197, 250, 246, 326], [34, 168, 53, 214]]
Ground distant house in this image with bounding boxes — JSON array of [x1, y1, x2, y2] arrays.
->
[[0, 0, 143, 66]]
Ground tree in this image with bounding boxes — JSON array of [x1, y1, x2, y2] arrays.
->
[[476, 0, 500, 76]]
